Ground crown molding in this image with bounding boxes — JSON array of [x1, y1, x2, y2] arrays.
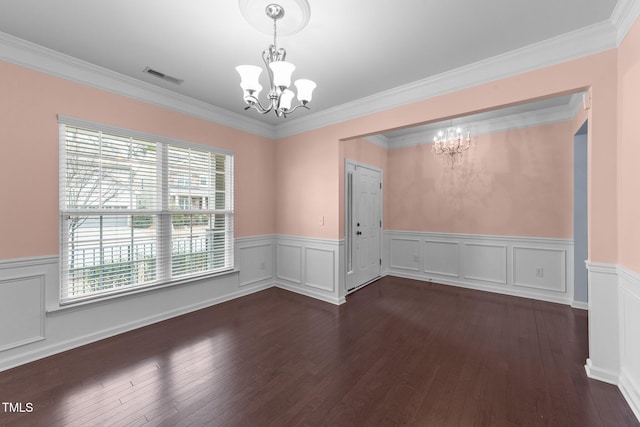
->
[[2, 0, 636, 141], [0, 31, 277, 140], [276, 20, 618, 138], [384, 95, 583, 150], [611, 0, 640, 45]]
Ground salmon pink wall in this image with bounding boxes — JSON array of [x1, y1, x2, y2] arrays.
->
[[617, 18, 640, 274], [386, 122, 573, 237], [278, 50, 617, 263], [0, 61, 276, 260], [275, 130, 340, 238], [342, 138, 387, 172]]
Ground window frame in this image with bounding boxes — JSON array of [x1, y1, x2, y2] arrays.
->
[[58, 116, 235, 306]]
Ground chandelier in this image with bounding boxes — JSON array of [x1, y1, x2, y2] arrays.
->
[[236, 3, 316, 118], [431, 126, 472, 168]]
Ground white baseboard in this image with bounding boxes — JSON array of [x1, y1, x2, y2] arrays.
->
[[571, 301, 589, 310], [275, 282, 345, 305], [585, 358, 619, 385], [620, 369, 640, 422]]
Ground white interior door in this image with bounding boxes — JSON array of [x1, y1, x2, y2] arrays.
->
[[346, 163, 382, 291]]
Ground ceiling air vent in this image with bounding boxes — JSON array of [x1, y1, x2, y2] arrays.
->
[[143, 67, 184, 85]]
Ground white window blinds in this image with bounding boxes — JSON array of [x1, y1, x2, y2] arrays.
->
[[59, 119, 234, 304]]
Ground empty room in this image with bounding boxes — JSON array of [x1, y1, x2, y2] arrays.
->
[[0, 0, 639, 425]]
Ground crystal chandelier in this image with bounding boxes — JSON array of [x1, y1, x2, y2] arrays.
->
[[432, 126, 472, 168], [236, 3, 316, 118]]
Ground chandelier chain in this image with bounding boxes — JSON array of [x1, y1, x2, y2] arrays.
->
[[273, 16, 277, 50]]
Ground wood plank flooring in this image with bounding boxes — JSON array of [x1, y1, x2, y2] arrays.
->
[[0, 276, 637, 426]]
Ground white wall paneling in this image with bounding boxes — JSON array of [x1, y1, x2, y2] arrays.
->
[[463, 243, 508, 285], [389, 237, 421, 272], [305, 247, 335, 292], [0, 274, 45, 352], [617, 266, 640, 421], [585, 262, 620, 384], [583, 262, 640, 422], [275, 236, 344, 305], [513, 246, 566, 293], [236, 236, 275, 287], [423, 240, 459, 277], [385, 231, 574, 305], [276, 243, 303, 284]]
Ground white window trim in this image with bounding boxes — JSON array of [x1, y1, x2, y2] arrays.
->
[[58, 115, 235, 307]]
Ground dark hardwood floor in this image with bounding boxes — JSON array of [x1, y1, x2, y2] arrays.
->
[[1, 276, 637, 426]]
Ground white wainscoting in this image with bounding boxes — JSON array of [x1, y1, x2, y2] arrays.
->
[[463, 243, 508, 284], [385, 231, 574, 306], [275, 235, 345, 305], [619, 266, 640, 421], [236, 235, 275, 288], [0, 257, 54, 353], [0, 235, 277, 372], [585, 262, 640, 422], [585, 262, 620, 384]]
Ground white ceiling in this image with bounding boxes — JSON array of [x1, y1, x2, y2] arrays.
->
[[0, 0, 620, 127]]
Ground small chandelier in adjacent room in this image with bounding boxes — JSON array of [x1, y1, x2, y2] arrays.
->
[[236, 3, 316, 118], [432, 126, 473, 168]]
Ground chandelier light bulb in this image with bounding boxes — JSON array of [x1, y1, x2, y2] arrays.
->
[[269, 61, 296, 90], [279, 89, 295, 111], [432, 125, 473, 168], [236, 65, 262, 92], [294, 79, 316, 103]]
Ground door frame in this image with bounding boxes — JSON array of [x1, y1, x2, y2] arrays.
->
[[344, 159, 383, 293]]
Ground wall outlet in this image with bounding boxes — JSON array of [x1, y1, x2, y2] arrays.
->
[[260, 262, 265, 270], [535, 267, 544, 278]]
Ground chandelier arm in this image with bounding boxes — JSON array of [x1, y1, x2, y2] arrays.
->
[[281, 103, 310, 114], [246, 98, 274, 114], [262, 47, 276, 80]]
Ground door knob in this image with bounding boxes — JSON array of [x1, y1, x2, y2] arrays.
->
[[356, 231, 362, 235]]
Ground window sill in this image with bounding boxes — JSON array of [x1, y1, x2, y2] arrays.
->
[[47, 268, 238, 315]]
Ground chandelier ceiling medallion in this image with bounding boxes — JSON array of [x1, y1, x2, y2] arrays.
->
[[431, 125, 473, 168], [236, 0, 316, 118]]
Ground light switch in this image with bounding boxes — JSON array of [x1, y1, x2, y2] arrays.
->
[[319, 215, 324, 226]]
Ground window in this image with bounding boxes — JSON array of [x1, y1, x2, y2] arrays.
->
[[59, 118, 234, 304]]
